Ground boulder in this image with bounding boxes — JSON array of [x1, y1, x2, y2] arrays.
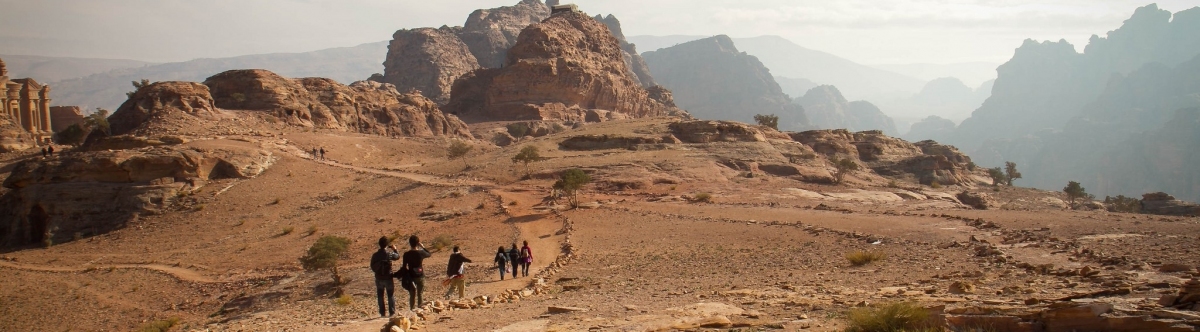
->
[[669, 121, 765, 143], [558, 134, 672, 151], [382, 27, 481, 103], [957, 191, 993, 210], [446, 12, 679, 122], [1141, 192, 1200, 216], [0, 116, 35, 153]]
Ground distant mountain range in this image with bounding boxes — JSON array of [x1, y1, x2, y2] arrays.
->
[[38, 42, 387, 112], [0, 54, 153, 82]]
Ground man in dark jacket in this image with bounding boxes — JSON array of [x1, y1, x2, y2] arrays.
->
[[401, 235, 432, 310], [507, 244, 520, 278], [443, 246, 472, 299], [369, 236, 400, 317]]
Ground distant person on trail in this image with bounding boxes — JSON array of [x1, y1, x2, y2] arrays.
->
[[443, 246, 472, 300], [48, 145, 53, 156], [312, 147, 318, 159], [41, 147, 47, 158], [320, 147, 326, 160], [400, 235, 431, 310], [520, 241, 533, 277], [370, 236, 401, 317], [494, 247, 509, 280], [507, 244, 520, 278]]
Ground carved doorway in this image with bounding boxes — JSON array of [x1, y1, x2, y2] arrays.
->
[[28, 206, 49, 244]]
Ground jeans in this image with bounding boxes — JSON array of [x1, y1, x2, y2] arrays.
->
[[521, 261, 531, 277], [406, 277, 424, 310], [498, 264, 506, 280], [444, 276, 466, 299], [511, 260, 519, 278], [375, 278, 395, 317]]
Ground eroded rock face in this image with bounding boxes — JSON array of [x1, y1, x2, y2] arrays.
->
[[957, 191, 994, 210], [669, 121, 765, 143], [382, 27, 481, 103], [447, 12, 679, 122], [1141, 192, 1200, 216], [109, 81, 220, 136], [458, 0, 550, 69], [594, 14, 656, 87], [0, 144, 274, 247], [790, 129, 973, 185], [0, 116, 35, 153], [796, 85, 897, 135]]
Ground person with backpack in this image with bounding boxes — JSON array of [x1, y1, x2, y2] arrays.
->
[[520, 241, 533, 277], [507, 243, 520, 279], [494, 247, 509, 280], [443, 246, 472, 300], [370, 237, 400, 317], [400, 235, 431, 310]]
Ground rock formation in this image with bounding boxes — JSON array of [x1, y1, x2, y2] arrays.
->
[[1140, 192, 1200, 216], [109, 81, 220, 136], [446, 12, 679, 122], [0, 115, 35, 153], [641, 35, 806, 129], [903, 115, 956, 143], [382, 27, 481, 103], [796, 85, 897, 135], [790, 129, 973, 185], [594, 14, 656, 87], [458, 0, 551, 69], [0, 144, 275, 247], [203, 69, 471, 138]]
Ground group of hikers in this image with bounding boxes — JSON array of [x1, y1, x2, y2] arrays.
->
[[370, 235, 534, 317], [39, 145, 55, 157], [311, 147, 326, 160]]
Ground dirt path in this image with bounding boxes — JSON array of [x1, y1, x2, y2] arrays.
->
[[272, 141, 490, 187], [0, 260, 216, 283]]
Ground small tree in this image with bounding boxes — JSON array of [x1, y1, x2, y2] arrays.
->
[[1004, 161, 1022, 186], [753, 114, 779, 130], [447, 140, 473, 167], [833, 158, 859, 184], [300, 235, 351, 287], [88, 108, 111, 135], [1063, 181, 1088, 207], [127, 79, 151, 98], [511, 145, 541, 177], [987, 167, 1007, 187], [553, 168, 591, 207]]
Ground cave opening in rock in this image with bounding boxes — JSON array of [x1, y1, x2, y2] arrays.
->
[[28, 205, 49, 244]]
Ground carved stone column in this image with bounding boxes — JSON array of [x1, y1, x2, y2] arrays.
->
[[39, 86, 52, 132]]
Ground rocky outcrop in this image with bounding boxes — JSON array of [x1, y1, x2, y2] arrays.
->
[[1141, 192, 1200, 216], [558, 134, 679, 150], [108, 81, 221, 136], [669, 121, 765, 143], [0, 144, 274, 247], [594, 14, 655, 87], [903, 115, 956, 143], [458, 0, 551, 69], [956, 191, 994, 210], [446, 12, 679, 122], [796, 85, 897, 135], [203, 69, 471, 138], [0, 116, 35, 153], [642, 35, 806, 130], [790, 129, 973, 185], [382, 27, 481, 103]]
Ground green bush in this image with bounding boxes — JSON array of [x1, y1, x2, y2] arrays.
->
[[300, 236, 351, 285], [846, 251, 886, 266], [506, 123, 531, 138], [692, 192, 712, 203], [1104, 195, 1141, 213]]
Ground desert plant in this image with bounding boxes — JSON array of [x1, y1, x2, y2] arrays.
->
[[1104, 195, 1141, 213], [304, 225, 318, 237], [127, 79, 151, 98], [1004, 161, 1022, 186], [987, 167, 1007, 187], [428, 234, 454, 252], [929, 180, 942, 189], [506, 122, 531, 138], [137, 317, 181, 332], [692, 192, 712, 203], [753, 114, 779, 130], [1063, 181, 1087, 207], [447, 140, 473, 167], [886, 180, 899, 188], [844, 302, 938, 332], [511, 145, 541, 177], [279, 226, 294, 236], [335, 294, 352, 306], [833, 158, 860, 184], [550, 122, 567, 133], [846, 250, 886, 266], [966, 161, 977, 171], [554, 168, 592, 208], [299, 235, 352, 286]]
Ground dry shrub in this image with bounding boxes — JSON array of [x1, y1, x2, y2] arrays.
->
[[335, 294, 352, 306], [428, 235, 454, 252], [137, 317, 181, 332], [846, 250, 887, 266], [845, 302, 939, 332], [692, 193, 712, 203]]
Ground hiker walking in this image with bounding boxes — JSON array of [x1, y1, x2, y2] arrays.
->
[[494, 247, 509, 280], [400, 235, 431, 310], [41, 147, 47, 158], [520, 241, 533, 277], [312, 147, 318, 159], [47, 145, 53, 156], [507, 243, 520, 278], [443, 246, 472, 300], [319, 147, 326, 160], [370, 237, 401, 317]]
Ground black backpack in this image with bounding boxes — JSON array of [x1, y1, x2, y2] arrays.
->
[[370, 250, 392, 280]]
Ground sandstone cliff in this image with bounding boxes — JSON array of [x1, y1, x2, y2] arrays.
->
[[594, 14, 656, 87], [796, 85, 897, 135], [903, 115, 956, 144], [446, 12, 679, 122], [109, 81, 220, 136], [790, 129, 973, 185], [458, 0, 551, 69], [0, 116, 35, 153], [0, 143, 274, 247], [641, 35, 805, 129], [382, 27, 481, 103]]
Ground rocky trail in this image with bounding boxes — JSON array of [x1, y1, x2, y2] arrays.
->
[[0, 260, 216, 283]]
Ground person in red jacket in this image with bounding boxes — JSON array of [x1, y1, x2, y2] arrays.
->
[[519, 241, 533, 277]]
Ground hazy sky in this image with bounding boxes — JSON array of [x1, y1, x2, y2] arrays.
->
[[1, 0, 1195, 65]]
